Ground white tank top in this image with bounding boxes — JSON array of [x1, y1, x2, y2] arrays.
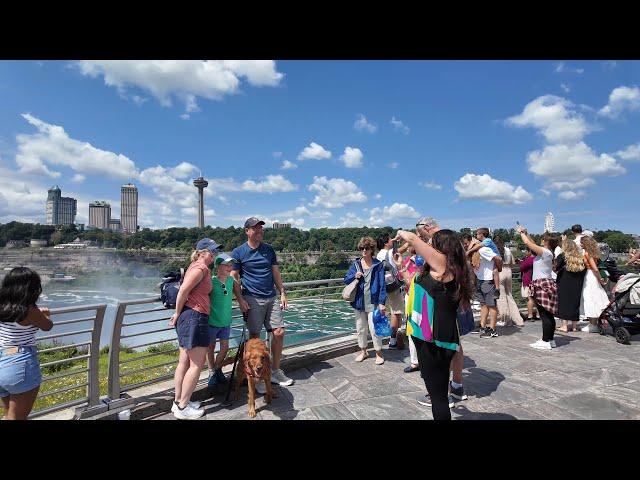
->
[[0, 321, 39, 347]]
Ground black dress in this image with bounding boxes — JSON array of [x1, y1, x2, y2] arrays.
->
[[555, 253, 586, 321]]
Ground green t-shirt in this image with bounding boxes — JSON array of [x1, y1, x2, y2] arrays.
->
[[209, 276, 234, 327]]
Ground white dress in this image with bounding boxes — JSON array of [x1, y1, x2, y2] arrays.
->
[[580, 269, 609, 318]]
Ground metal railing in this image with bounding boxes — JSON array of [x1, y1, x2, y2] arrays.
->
[[105, 278, 348, 402], [29, 303, 105, 418]]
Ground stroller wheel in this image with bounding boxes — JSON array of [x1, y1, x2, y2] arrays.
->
[[615, 327, 631, 345]]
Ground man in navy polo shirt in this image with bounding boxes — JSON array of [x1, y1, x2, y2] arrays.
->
[[231, 217, 293, 393]]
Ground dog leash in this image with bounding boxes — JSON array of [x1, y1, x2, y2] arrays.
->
[[220, 311, 248, 408]]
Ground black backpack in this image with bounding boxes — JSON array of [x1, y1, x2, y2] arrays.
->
[[160, 269, 184, 309]]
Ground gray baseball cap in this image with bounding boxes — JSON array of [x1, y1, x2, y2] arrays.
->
[[244, 217, 265, 228]]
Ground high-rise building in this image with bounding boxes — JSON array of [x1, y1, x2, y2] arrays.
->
[[272, 222, 291, 229], [544, 212, 555, 233], [88, 201, 111, 229], [108, 219, 121, 232], [45, 186, 77, 226], [121, 183, 138, 233]]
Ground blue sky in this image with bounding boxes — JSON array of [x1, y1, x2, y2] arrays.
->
[[0, 60, 638, 233]]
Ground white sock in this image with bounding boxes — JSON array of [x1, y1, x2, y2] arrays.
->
[[451, 380, 462, 389]]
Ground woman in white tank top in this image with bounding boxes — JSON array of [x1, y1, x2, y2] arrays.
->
[[0, 267, 53, 420]]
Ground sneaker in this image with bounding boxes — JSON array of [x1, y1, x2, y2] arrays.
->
[[529, 339, 552, 350], [581, 324, 599, 333], [171, 400, 201, 413], [480, 328, 498, 338], [271, 368, 294, 386], [403, 364, 420, 373], [496, 321, 506, 327], [173, 404, 204, 420], [214, 368, 227, 384], [549, 340, 557, 348], [470, 326, 486, 335], [388, 342, 399, 350], [255, 379, 267, 395], [416, 394, 431, 406], [449, 381, 468, 401], [448, 395, 455, 409]]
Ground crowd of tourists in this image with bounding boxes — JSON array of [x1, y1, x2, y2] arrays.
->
[[0, 215, 632, 420]]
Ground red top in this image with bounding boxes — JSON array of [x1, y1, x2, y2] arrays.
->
[[184, 259, 212, 315], [519, 255, 534, 287]]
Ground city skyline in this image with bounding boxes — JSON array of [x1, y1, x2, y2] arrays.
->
[[1, 60, 639, 233]]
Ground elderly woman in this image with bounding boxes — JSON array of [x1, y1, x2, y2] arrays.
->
[[344, 237, 387, 365], [169, 238, 222, 419]]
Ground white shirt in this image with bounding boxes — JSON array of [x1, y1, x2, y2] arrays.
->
[[376, 248, 388, 262], [475, 246, 497, 281], [376, 248, 397, 284], [532, 248, 554, 281], [503, 247, 514, 266], [551, 246, 563, 280]]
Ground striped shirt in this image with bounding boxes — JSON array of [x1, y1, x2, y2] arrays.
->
[[0, 320, 39, 347]]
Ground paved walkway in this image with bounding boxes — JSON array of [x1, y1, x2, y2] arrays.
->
[[153, 322, 640, 420]]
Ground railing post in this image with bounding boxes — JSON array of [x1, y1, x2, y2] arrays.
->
[[107, 302, 127, 401], [88, 305, 105, 407]]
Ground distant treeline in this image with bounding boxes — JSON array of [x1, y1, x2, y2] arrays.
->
[[0, 221, 637, 253]]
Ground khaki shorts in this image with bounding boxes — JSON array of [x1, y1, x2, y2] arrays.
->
[[385, 288, 405, 315], [244, 295, 285, 335]]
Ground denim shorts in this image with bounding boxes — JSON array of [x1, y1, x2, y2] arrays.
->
[[209, 326, 231, 342], [0, 345, 42, 397], [175, 307, 211, 350]]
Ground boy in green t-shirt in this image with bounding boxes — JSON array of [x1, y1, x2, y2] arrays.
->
[[207, 253, 238, 388]]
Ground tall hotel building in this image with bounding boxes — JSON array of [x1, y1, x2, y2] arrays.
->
[[88, 201, 111, 229], [121, 183, 138, 233], [46, 186, 77, 226], [544, 212, 555, 233]]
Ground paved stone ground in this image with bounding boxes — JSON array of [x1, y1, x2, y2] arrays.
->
[[152, 322, 640, 420]]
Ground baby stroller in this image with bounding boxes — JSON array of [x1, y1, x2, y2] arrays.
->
[[598, 273, 640, 345]]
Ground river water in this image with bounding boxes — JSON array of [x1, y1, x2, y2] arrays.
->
[[39, 278, 356, 350]]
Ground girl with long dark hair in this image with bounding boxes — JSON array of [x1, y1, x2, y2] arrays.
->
[[394, 229, 473, 420], [0, 267, 53, 420]]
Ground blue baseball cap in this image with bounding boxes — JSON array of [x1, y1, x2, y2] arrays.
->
[[196, 238, 223, 253]]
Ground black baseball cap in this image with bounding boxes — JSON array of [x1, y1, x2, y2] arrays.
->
[[244, 217, 265, 228]]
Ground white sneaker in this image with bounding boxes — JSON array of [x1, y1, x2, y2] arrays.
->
[[496, 321, 506, 327], [255, 379, 267, 394], [271, 368, 294, 386], [581, 324, 599, 333], [173, 404, 204, 420], [529, 339, 552, 350], [171, 401, 200, 413]]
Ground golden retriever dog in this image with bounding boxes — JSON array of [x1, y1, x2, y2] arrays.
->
[[234, 338, 277, 418]]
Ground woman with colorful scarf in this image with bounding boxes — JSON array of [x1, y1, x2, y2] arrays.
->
[[394, 229, 473, 420]]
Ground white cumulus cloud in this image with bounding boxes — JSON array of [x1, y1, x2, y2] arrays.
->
[[281, 160, 297, 170], [354, 114, 377, 133], [420, 181, 443, 190], [454, 173, 533, 204], [506, 95, 591, 145], [390, 116, 410, 134], [73, 60, 283, 114], [15, 114, 138, 180], [369, 203, 421, 226], [340, 147, 363, 168], [616, 143, 640, 162], [558, 190, 586, 201], [308, 176, 367, 209], [297, 142, 332, 161], [242, 175, 297, 193], [599, 86, 640, 118]]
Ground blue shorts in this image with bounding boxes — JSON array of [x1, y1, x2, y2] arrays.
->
[[0, 345, 42, 397], [175, 308, 210, 350], [209, 326, 231, 342]]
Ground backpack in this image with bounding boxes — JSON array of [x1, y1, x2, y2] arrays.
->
[[160, 268, 184, 309]]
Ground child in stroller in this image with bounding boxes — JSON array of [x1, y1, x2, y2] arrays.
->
[[598, 273, 640, 344]]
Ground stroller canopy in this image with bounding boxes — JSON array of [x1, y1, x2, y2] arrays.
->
[[615, 273, 640, 306]]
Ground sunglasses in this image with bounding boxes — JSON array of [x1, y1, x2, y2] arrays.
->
[[416, 223, 433, 228], [358, 246, 371, 251], [219, 281, 228, 296]]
